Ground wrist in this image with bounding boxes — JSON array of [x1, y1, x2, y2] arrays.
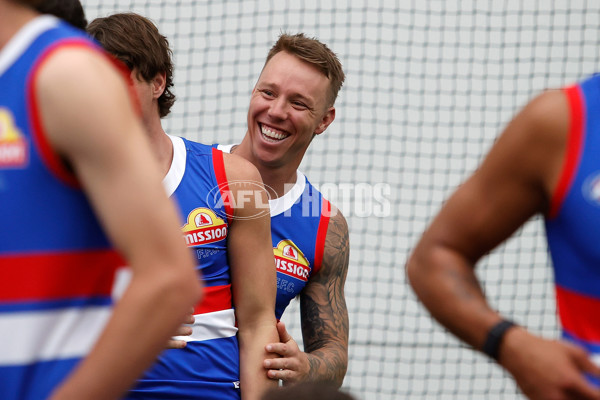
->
[[481, 319, 517, 361]]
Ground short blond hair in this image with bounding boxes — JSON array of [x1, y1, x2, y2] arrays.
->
[[265, 33, 345, 107]]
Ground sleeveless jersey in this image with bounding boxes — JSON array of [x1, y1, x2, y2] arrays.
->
[[217, 144, 330, 319], [546, 74, 600, 380], [0, 16, 123, 400], [128, 136, 239, 399]]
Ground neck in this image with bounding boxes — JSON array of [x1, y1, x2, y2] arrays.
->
[[256, 166, 298, 199], [0, 2, 37, 50], [234, 136, 300, 199], [144, 115, 173, 178]]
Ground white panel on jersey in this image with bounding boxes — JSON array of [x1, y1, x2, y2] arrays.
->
[[172, 309, 237, 342], [0, 306, 111, 365], [0, 16, 59, 76]]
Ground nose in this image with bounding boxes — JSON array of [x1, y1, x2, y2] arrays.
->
[[268, 97, 287, 120]]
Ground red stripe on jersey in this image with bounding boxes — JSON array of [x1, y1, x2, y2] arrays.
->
[[27, 40, 98, 187], [193, 284, 232, 314], [313, 198, 331, 276], [549, 86, 585, 219], [0, 250, 123, 302], [556, 285, 600, 342], [211, 148, 233, 224]]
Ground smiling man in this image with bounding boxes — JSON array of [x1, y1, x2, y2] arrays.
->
[[217, 33, 350, 387]]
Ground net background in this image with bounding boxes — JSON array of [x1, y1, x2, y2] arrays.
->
[[81, 1, 600, 399]]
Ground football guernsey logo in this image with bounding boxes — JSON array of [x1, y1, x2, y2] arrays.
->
[[274, 240, 310, 282], [182, 207, 228, 246], [0, 108, 28, 168]]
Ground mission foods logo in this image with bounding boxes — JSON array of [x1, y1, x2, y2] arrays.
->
[[0, 108, 27, 168], [274, 240, 310, 282], [182, 208, 228, 246]]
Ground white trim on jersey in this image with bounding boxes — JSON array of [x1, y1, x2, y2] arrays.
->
[[0, 306, 111, 365], [163, 134, 187, 196], [216, 143, 307, 217], [172, 309, 238, 343], [0, 15, 59, 77], [593, 353, 600, 367], [268, 170, 306, 217]]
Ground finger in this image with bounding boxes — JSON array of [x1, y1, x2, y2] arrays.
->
[[266, 369, 281, 380], [174, 326, 193, 337], [567, 343, 600, 377], [265, 343, 287, 356], [264, 357, 291, 371], [166, 339, 187, 349], [564, 381, 600, 400], [276, 320, 293, 343], [183, 311, 195, 325]]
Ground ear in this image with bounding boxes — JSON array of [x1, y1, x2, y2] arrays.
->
[[314, 107, 335, 136], [152, 72, 167, 99]]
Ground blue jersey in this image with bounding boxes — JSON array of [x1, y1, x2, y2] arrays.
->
[[546, 75, 600, 380], [0, 16, 123, 400], [217, 144, 330, 319], [128, 136, 239, 399]]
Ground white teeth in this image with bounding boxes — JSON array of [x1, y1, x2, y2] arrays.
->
[[261, 125, 289, 140]]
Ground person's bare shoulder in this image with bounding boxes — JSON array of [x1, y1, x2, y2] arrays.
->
[[35, 46, 135, 153], [221, 151, 263, 183]]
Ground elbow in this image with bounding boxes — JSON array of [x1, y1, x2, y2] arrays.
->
[[154, 263, 203, 311], [405, 247, 424, 293]]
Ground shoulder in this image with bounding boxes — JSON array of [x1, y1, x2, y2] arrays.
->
[[325, 204, 349, 249], [222, 151, 263, 183], [314, 203, 349, 279], [36, 45, 129, 112]]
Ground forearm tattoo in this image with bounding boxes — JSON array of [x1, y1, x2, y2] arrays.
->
[[300, 211, 349, 386]]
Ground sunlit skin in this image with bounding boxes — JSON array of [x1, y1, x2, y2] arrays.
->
[[236, 51, 335, 197]]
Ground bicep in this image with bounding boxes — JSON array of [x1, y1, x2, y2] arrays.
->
[[425, 90, 568, 263]]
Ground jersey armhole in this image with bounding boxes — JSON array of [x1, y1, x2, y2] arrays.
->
[[548, 85, 586, 219], [313, 198, 331, 276]]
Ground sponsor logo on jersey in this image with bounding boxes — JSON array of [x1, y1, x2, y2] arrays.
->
[[182, 207, 228, 246], [583, 172, 600, 207], [274, 239, 310, 282], [0, 108, 28, 168]]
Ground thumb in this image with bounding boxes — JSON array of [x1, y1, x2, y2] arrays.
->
[[277, 320, 293, 343]]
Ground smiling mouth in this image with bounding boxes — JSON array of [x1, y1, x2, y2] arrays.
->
[[260, 124, 290, 142]]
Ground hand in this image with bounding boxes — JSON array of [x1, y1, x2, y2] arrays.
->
[[499, 327, 600, 400], [263, 321, 310, 384], [165, 308, 195, 349]]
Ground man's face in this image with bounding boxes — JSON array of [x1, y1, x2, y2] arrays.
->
[[246, 51, 334, 169]]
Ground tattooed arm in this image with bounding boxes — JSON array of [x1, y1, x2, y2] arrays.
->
[[264, 205, 349, 387]]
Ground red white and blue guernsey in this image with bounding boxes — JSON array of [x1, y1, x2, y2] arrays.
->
[[127, 136, 239, 399], [546, 74, 600, 384], [0, 16, 124, 400], [217, 144, 330, 319]]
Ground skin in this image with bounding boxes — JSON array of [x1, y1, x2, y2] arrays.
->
[[0, 3, 201, 399], [124, 60, 278, 399], [406, 89, 600, 400], [235, 50, 350, 387]]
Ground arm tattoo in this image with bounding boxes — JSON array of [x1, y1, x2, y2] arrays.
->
[[300, 210, 349, 386]]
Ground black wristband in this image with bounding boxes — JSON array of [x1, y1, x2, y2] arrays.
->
[[481, 319, 516, 361]]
